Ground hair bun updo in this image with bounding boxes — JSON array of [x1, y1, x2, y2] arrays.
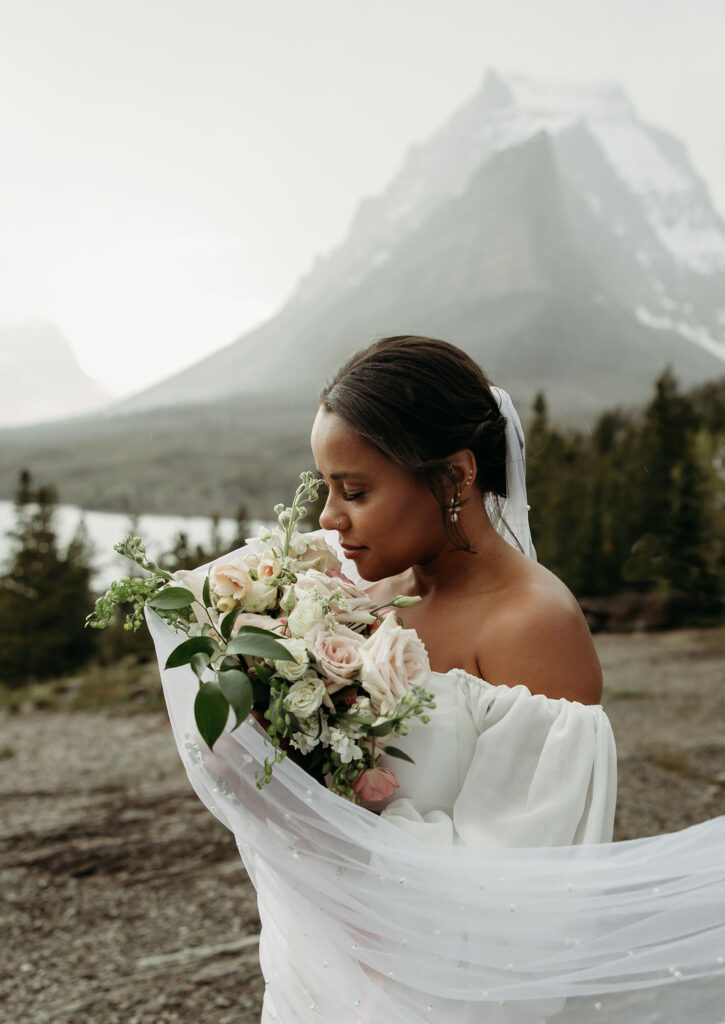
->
[[320, 335, 509, 551]]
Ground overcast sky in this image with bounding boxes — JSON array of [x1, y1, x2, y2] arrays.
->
[[1, 0, 724, 394]]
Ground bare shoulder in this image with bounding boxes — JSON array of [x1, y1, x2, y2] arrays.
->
[[477, 566, 602, 705]]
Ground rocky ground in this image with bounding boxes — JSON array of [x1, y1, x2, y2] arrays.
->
[[1, 627, 724, 1024]]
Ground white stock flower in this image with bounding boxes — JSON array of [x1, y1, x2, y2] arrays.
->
[[274, 638, 310, 681], [328, 726, 363, 764], [284, 673, 326, 719]]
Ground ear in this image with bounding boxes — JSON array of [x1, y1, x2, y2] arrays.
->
[[444, 450, 477, 493]]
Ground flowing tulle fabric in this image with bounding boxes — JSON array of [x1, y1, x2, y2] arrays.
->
[[149, 609, 725, 1023], [149, 388, 724, 1020]]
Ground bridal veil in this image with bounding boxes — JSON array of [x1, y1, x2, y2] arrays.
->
[[148, 387, 725, 1022]]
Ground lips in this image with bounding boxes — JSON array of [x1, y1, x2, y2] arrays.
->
[[341, 544, 366, 558]]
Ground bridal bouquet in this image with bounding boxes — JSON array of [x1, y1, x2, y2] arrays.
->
[[87, 473, 435, 801]]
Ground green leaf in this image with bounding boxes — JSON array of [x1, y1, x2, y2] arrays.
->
[[369, 720, 396, 737], [190, 651, 211, 680], [165, 635, 218, 669], [219, 655, 239, 671], [202, 574, 211, 608], [148, 586, 196, 610], [254, 662, 273, 684], [216, 669, 253, 729], [194, 680, 229, 749], [220, 607, 241, 641], [382, 744, 415, 764], [225, 633, 294, 662]]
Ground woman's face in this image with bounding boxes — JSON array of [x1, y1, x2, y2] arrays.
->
[[310, 407, 447, 581]]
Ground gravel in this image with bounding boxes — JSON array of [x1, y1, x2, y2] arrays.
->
[[2, 627, 724, 1023]]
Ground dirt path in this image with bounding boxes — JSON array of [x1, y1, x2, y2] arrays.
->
[[1, 628, 724, 1023]]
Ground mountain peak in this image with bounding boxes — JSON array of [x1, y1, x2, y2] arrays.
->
[[0, 320, 109, 427]]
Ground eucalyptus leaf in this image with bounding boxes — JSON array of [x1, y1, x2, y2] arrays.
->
[[217, 669, 253, 729], [225, 633, 294, 662], [202, 574, 211, 608], [148, 586, 197, 610], [381, 744, 416, 764], [165, 635, 218, 669], [194, 680, 229, 749], [219, 655, 239, 672], [190, 651, 211, 680]]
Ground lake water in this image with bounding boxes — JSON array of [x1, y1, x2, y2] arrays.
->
[[0, 500, 266, 589]]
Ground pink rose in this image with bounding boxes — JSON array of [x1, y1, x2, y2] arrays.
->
[[359, 614, 430, 715], [306, 624, 364, 692], [352, 766, 399, 801]]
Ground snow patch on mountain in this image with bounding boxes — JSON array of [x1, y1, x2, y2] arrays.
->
[[635, 306, 725, 363]]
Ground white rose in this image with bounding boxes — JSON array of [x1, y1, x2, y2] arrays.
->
[[284, 673, 327, 719], [243, 578, 278, 613], [328, 726, 363, 764], [287, 590, 327, 637], [274, 638, 310, 681], [359, 614, 430, 715]]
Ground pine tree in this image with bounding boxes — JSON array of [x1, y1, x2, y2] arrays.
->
[[0, 470, 95, 687]]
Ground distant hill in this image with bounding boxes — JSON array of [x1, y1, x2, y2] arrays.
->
[[0, 320, 109, 426]]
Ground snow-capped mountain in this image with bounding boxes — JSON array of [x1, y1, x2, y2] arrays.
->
[[111, 70, 725, 419], [296, 70, 725, 363], [0, 320, 110, 426]]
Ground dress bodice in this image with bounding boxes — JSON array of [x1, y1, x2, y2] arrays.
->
[[379, 668, 617, 849]]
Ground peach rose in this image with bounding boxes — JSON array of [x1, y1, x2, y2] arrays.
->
[[359, 614, 430, 715], [306, 624, 364, 692], [212, 559, 253, 602], [352, 766, 399, 801]]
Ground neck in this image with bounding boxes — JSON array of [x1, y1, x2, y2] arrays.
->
[[411, 504, 512, 598]]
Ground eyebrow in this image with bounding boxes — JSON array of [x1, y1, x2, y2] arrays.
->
[[315, 470, 363, 481]]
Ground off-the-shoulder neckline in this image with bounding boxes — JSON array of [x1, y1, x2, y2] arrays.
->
[[432, 666, 605, 710]]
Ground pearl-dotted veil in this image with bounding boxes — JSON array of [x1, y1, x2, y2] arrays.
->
[[148, 387, 725, 1023]]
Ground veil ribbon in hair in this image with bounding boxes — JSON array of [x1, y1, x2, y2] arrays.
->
[[488, 385, 537, 560]]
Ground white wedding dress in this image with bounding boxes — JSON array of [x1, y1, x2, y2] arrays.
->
[[148, 389, 725, 1022], [260, 666, 616, 1023]]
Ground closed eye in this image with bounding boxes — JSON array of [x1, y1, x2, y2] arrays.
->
[[342, 491, 364, 501]]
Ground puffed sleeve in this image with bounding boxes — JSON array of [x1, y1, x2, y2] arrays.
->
[[380, 670, 617, 849]]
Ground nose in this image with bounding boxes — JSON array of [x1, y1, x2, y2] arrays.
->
[[318, 494, 351, 532]]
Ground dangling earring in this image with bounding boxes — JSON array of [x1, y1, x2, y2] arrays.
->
[[448, 488, 462, 523]]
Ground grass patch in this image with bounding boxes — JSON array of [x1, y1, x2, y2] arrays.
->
[[0, 657, 164, 715]]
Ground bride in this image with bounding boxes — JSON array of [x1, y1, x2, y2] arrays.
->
[[148, 335, 725, 1023]]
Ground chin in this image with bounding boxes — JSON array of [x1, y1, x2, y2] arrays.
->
[[354, 551, 413, 583]]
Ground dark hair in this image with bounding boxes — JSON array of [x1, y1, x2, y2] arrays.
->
[[319, 335, 508, 551]]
